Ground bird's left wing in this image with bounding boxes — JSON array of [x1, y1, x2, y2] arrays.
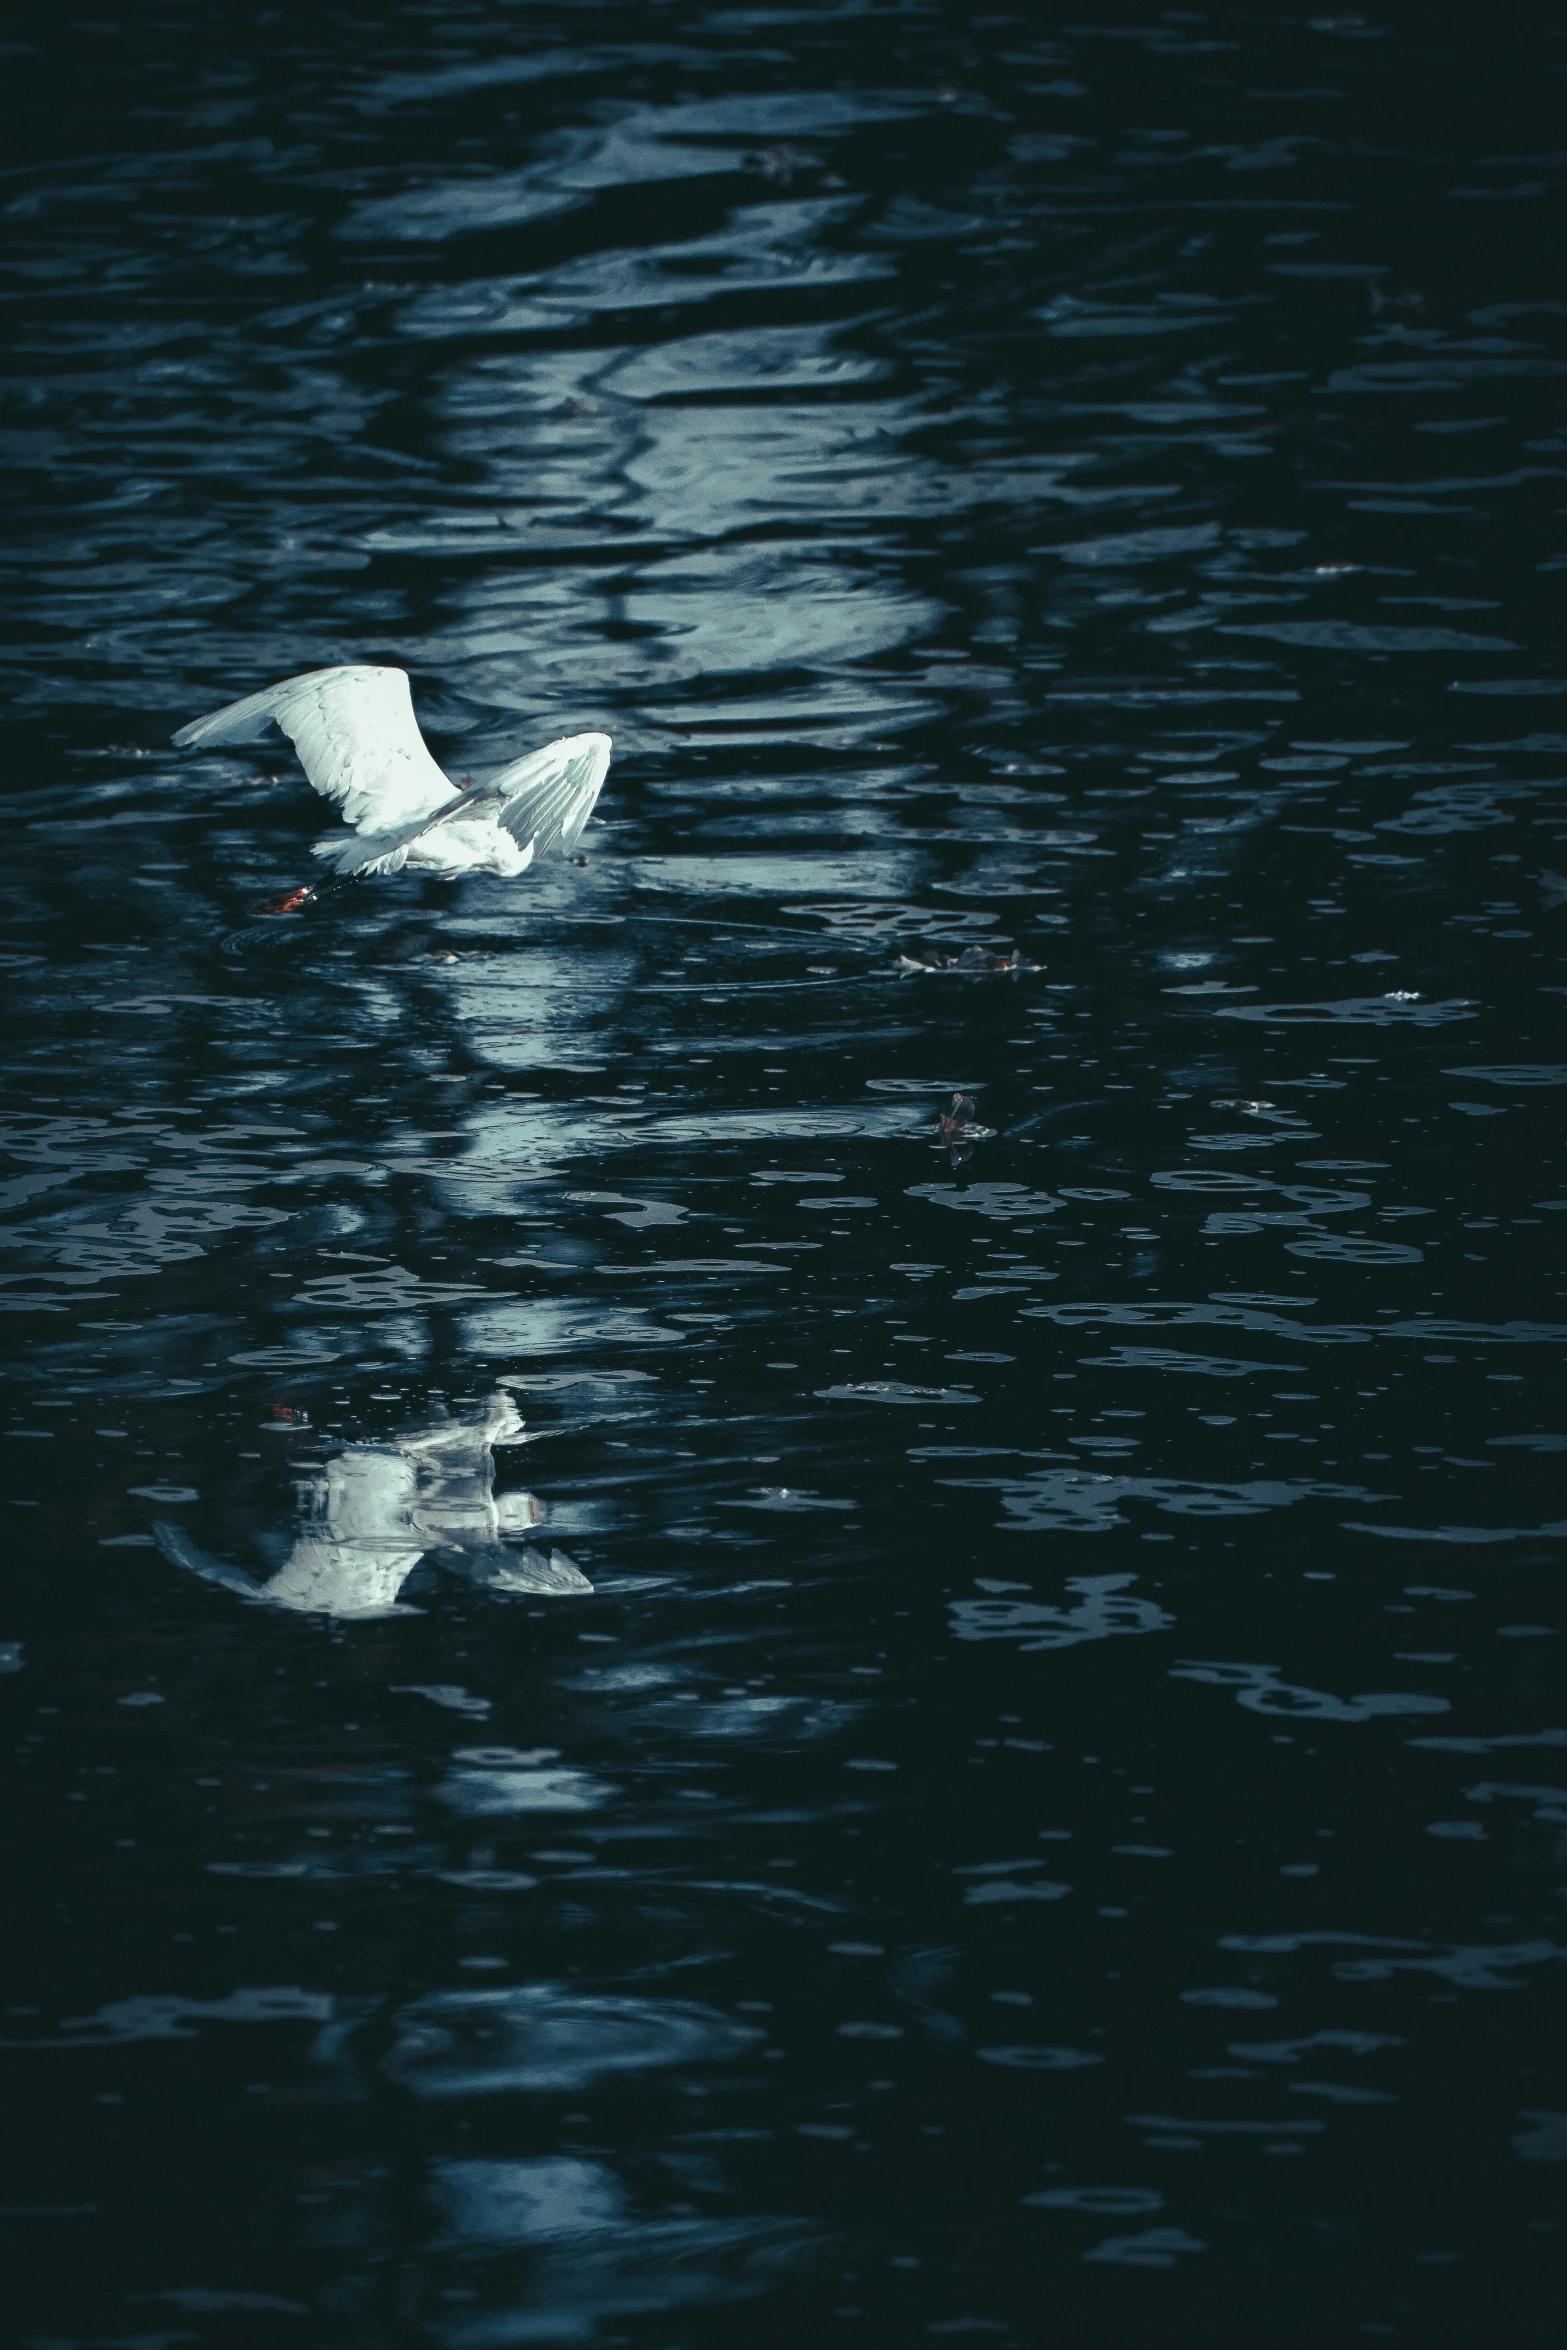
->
[[493, 732, 612, 863], [172, 665, 460, 834]]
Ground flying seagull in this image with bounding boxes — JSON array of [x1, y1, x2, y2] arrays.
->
[[172, 664, 611, 910]]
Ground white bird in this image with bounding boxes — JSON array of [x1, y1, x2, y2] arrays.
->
[[172, 664, 610, 908]]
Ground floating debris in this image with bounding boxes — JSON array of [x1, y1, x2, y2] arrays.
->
[[897, 945, 1041, 977], [936, 1092, 996, 1167]]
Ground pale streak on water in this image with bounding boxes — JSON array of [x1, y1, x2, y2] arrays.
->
[[2, 4, 1565, 2343]]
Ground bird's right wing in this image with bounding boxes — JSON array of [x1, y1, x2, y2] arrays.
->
[[493, 732, 612, 863], [172, 665, 460, 834]]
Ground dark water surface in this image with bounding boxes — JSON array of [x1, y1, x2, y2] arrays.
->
[[4, 4, 1566, 2342]]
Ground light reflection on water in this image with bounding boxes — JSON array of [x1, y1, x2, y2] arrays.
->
[[3, 3, 1567, 2344]]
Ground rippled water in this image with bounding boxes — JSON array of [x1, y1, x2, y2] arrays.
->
[[4, 5, 1566, 2342]]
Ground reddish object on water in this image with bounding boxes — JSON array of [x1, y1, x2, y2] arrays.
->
[[940, 1092, 979, 1141], [256, 884, 317, 915]]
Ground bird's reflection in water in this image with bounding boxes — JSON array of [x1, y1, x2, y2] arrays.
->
[[154, 1389, 590, 1618]]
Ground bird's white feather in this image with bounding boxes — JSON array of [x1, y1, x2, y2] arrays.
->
[[172, 664, 460, 834], [494, 732, 612, 861]]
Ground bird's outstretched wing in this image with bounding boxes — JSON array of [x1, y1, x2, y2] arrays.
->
[[493, 732, 612, 862], [172, 665, 460, 834]]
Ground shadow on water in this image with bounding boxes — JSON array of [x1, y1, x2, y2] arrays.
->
[[3, 3, 1567, 2344]]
